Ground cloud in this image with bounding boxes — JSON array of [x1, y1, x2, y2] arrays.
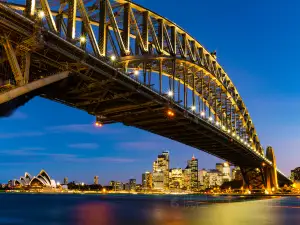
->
[[67, 143, 99, 149], [58, 155, 136, 163], [0, 132, 45, 139], [118, 141, 163, 151], [46, 124, 117, 134]]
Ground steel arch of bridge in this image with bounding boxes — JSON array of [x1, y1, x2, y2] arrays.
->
[[0, 0, 291, 186], [2, 0, 262, 154]]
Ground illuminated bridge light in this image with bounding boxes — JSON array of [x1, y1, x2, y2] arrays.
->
[[222, 125, 226, 131], [191, 105, 196, 111], [227, 129, 230, 134], [110, 55, 116, 61], [200, 111, 205, 117], [38, 10, 45, 18], [95, 121, 103, 127], [79, 36, 86, 43], [133, 70, 139, 76], [215, 121, 219, 126], [167, 90, 174, 97], [208, 116, 213, 121], [232, 132, 236, 137], [237, 136, 240, 140], [167, 109, 175, 117]]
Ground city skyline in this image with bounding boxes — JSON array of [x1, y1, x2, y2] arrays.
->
[[1, 0, 300, 184]]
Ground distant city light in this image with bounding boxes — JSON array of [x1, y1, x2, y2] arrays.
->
[[81, 182, 85, 186], [57, 182, 60, 186]]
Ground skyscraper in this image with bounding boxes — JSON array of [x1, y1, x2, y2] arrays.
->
[[216, 162, 231, 182], [152, 151, 170, 190], [63, 177, 68, 185], [94, 176, 99, 185], [187, 155, 198, 191], [183, 168, 191, 191], [129, 179, 136, 191], [169, 168, 183, 190], [142, 171, 152, 190]]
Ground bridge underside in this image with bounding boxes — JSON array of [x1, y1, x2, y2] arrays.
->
[[0, 2, 291, 188]]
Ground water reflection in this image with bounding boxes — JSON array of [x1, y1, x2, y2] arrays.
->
[[0, 194, 299, 225]]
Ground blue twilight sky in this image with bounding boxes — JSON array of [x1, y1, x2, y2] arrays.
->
[[1, 0, 300, 184]]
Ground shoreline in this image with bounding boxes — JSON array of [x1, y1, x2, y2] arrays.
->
[[1, 190, 299, 197]]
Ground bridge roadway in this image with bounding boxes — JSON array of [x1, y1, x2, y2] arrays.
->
[[0, 1, 291, 187]]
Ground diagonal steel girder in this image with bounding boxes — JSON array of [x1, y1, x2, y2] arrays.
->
[[0, 71, 70, 104]]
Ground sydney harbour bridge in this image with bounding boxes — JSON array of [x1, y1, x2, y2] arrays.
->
[[0, 0, 292, 191]]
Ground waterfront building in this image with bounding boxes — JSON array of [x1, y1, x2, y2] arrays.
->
[[110, 181, 123, 191], [124, 183, 130, 191], [152, 151, 170, 190], [187, 155, 198, 190], [232, 167, 243, 181], [204, 169, 223, 188], [142, 172, 152, 190], [10, 170, 57, 189], [291, 167, 300, 182], [64, 177, 68, 185], [129, 179, 136, 191], [152, 170, 164, 190], [183, 168, 191, 191], [216, 162, 231, 182], [169, 168, 183, 190], [94, 176, 99, 185], [198, 169, 208, 189]]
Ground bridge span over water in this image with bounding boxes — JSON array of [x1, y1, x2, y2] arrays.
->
[[0, 0, 292, 190]]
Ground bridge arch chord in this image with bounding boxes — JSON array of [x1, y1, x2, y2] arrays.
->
[[2, 0, 262, 154]]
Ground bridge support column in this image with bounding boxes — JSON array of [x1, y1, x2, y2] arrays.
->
[[265, 146, 279, 192], [240, 167, 266, 190], [240, 146, 278, 193]]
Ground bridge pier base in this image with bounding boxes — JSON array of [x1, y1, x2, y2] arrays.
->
[[240, 146, 279, 193]]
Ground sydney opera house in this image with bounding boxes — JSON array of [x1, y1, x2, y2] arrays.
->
[[12, 170, 57, 189]]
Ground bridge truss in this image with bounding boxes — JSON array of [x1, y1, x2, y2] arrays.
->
[[0, 0, 291, 189]]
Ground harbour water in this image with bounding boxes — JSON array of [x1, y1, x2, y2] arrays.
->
[[0, 193, 299, 225]]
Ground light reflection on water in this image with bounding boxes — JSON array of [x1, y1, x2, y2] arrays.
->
[[0, 194, 299, 225]]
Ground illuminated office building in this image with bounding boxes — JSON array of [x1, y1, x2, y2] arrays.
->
[[110, 181, 123, 191], [187, 155, 198, 190], [142, 171, 152, 190], [216, 162, 231, 182], [198, 169, 207, 189], [291, 167, 300, 182], [129, 179, 136, 191], [94, 176, 99, 185], [63, 177, 68, 185], [153, 151, 170, 190], [183, 168, 191, 191], [169, 168, 183, 190]]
